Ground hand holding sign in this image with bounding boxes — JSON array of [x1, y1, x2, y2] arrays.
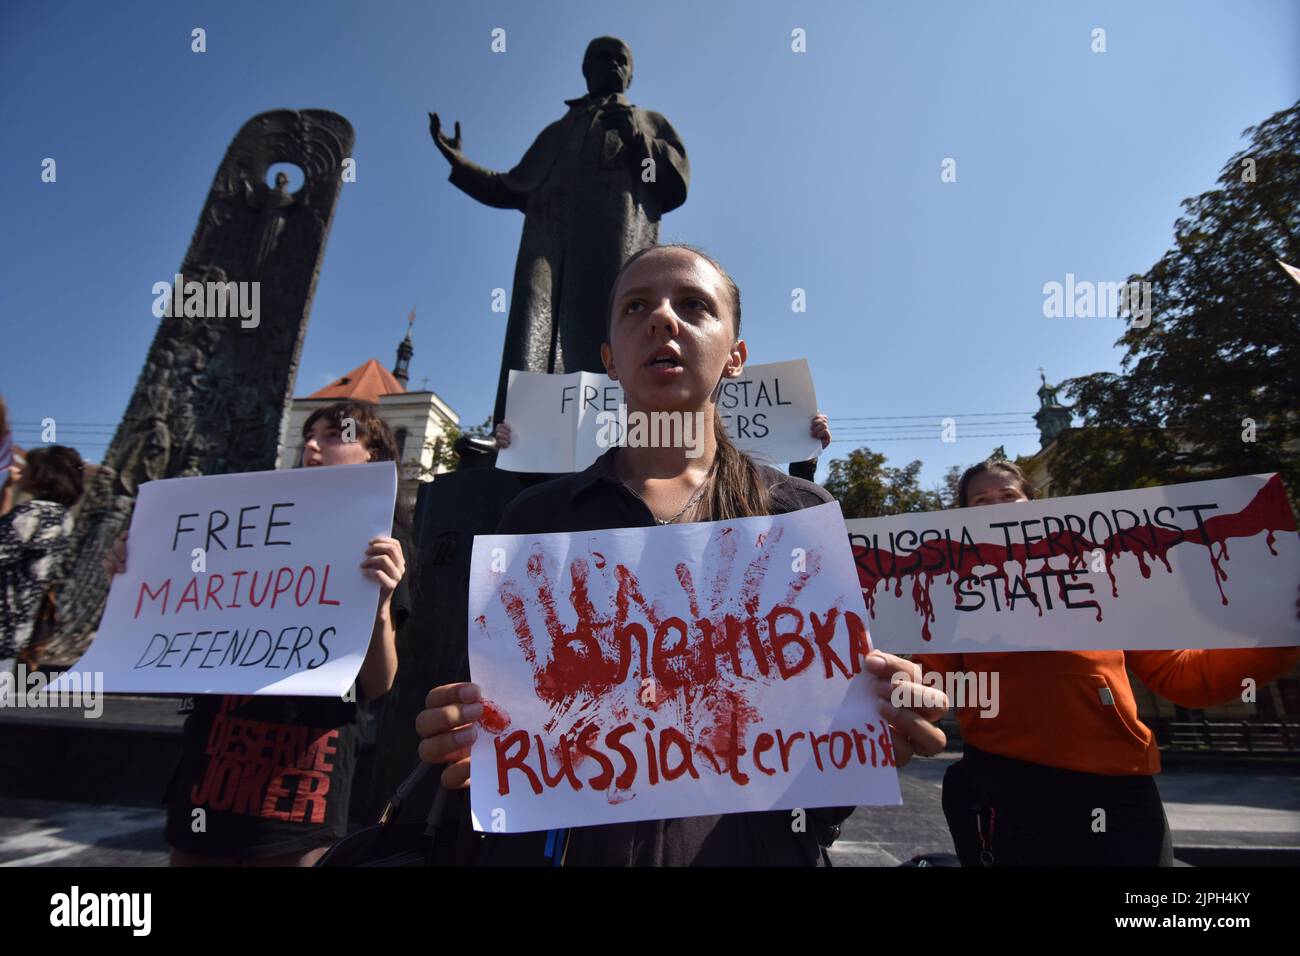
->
[[362, 536, 406, 599], [849, 473, 1300, 654], [100, 523, 407, 700], [432, 501, 955, 833], [416, 681, 481, 788], [811, 411, 831, 449], [416, 654, 947, 793], [61, 462, 398, 697], [866, 652, 948, 763]]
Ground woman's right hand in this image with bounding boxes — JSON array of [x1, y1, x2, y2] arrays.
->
[[416, 682, 482, 789], [102, 531, 128, 578], [493, 422, 511, 448]]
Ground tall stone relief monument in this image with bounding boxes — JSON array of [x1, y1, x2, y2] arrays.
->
[[429, 35, 690, 426], [47, 109, 354, 661]]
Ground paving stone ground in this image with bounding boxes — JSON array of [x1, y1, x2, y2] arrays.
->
[[0, 754, 1294, 867]]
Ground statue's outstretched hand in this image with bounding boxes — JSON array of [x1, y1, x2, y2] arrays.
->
[[428, 112, 464, 166]]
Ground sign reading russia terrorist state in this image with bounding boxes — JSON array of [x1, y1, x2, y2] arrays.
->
[[53, 462, 397, 697], [467, 501, 901, 834], [846, 473, 1300, 655]]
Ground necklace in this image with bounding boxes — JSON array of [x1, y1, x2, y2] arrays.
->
[[620, 463, 714, 525]]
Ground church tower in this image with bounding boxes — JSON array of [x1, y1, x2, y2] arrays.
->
[[392, 307, 414, 387], [1033, 369, 1072, 448]]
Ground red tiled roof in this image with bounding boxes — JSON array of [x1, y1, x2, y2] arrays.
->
[[306, 359, 405, 404]]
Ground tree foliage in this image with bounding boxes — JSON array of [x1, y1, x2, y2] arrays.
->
[[1056, 101, 1300, 506], [823, 447, 946, 518], [420, 415, 493, 476]]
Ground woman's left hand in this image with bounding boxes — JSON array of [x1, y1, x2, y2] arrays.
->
[[810, 412, 831, 449], [865, 651, 948, 767], [362, 536, 405, 599]]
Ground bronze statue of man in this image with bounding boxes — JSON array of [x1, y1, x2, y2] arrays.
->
[[430, 36, 690, 427]]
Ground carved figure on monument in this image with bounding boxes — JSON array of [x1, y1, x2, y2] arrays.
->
[[244, 170, 309, 274]]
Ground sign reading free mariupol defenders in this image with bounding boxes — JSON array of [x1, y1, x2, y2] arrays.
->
[[467, 500, 902, 834], [845, 473, 1300, 655], [52, 462, 396, 697]]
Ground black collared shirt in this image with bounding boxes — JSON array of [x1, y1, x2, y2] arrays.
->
[[473, 448, 851, 866]]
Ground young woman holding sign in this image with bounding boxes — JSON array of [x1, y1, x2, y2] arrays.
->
[[915, 459, 1300, 866], [104, 401, 411, 866], [416, 244, 948, 866]]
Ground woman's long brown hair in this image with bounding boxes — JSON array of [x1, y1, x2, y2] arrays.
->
[[606, 244, 771, 521]]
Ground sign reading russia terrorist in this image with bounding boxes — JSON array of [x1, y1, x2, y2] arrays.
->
[[466, 501, 902, 834], [846, 473, 1300, 654], [53, 462, 397, 697]]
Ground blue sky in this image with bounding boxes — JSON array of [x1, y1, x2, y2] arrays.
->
[[2, 0, 1296, 486]]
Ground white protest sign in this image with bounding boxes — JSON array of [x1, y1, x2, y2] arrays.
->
[[715, 358, 821, 465], [845, 473, 1300, 655], [53, 461, 397, 696], [495, 359, 822, 473], [466, 501, 902, 834], [493, 369, 588, 473]]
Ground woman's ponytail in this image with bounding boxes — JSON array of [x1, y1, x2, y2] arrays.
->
[[700, 413, 770, 521]]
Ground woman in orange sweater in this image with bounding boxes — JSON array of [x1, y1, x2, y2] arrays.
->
[[914, 460, 1300, 866]]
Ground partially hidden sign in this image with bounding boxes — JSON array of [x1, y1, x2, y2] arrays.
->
[[846, 473, 1300, 655], [495, 359, 822, 474], [54, 462, 397, 696], [466, 501, 902, 834]]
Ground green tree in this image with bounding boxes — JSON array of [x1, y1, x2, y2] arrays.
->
[[419, 415, 493, 476], [1055, 101, 1300, 506], [940, 464, 963, 508], [823, 446, 945, 519]]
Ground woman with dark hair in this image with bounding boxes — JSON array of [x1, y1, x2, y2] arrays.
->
[[0, 445, 85, 674], [104, 400, 412, 866], [915, 457, 1300, 866], [416, 244, 947, 866]]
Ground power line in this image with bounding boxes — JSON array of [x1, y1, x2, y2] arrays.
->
[[828, 411, 1035, 421], [831, 422, 1034, 433], [827, 432, 1040, 443]]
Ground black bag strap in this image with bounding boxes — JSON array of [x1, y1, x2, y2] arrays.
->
[[377, 761, 432, 825]]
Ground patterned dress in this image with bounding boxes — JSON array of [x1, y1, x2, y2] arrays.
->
[[0, 498, 74, 660]]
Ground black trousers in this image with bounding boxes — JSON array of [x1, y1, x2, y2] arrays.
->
[[942, 744, 1174, 867]]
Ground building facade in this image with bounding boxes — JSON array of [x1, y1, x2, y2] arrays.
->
[[275, 318, 459, 504]]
